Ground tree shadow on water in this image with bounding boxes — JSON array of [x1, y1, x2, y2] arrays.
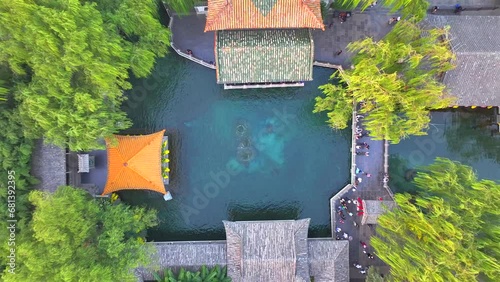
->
[[444, 109, 500, 164]]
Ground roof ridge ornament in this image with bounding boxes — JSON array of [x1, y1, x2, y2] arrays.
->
[[251, 0, 278, 16]]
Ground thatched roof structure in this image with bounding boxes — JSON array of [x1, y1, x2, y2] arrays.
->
[[223, 219, 310, 282], [361, 200, 396, 225]]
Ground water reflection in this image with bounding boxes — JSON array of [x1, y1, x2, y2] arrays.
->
[[444, 109, 500, 163], [389, 109, 500, 194]]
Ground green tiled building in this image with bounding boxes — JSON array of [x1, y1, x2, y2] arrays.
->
[[216, 29, 314, 84], [205, 0, 324, 88]]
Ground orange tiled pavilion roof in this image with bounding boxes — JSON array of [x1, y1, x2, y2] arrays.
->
[[204, 0, 324, 31], [102, 130, 166, 195]]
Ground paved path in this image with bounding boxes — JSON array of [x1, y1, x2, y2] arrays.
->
[[428, 0, 499, 8], [169, 0, 500, 69], [313, 7, 395, 68], [170, 15, 215, 64], [331, 111, 394, 280], [169, 9, 397, 69]]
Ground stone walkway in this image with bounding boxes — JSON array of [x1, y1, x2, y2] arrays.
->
[[313, 7, 394, 68], [170, 15, 215, 64], [169, 9, 397, 69], [331, 111, 394, 281]]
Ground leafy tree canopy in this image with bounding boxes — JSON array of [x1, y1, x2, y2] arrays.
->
[[333, 0, 429, 21], [163, 0, 197, 14], [0, 0, 170, 151], [372, 158, 500, 281], [154, 265, 231, 282], [0, 80, 7, 102], [1, 186, 158, 281], [314, 20, 455, 143], [366, 266, 392, 282]]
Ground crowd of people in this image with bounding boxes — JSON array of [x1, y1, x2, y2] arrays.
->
[[334, 112, 380, 276]]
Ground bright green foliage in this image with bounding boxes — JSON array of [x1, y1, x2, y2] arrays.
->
[[1, 186, 158, 281], [163, 0, 197, 14], [372, 158, 500, 281], [0, 109, 38, 272], [0, 109, 37, 222], [334, 0, 429, 21], [314, 20, 455, 143], [0, 81, 7, 102], [366, 266, 391, 282], [0, 0, 170, 151], [154, 265, 231, 282]]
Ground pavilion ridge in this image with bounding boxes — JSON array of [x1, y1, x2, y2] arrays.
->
[[205, 0, 325, 89]]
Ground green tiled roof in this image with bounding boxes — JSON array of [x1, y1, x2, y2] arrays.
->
[[216, 29, 314, 84]]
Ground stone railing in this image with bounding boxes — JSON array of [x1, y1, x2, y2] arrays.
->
[[168, 12, 216, 70]]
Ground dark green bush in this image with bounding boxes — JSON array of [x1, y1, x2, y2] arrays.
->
[[153, 265, 231, 282]]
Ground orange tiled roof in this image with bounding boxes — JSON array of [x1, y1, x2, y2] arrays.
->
[[102, 130, 166, 195], [205, 0, 324, 31]]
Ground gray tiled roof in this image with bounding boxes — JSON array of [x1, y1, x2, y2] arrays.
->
[[424, 15, 500, 106], [308, 239, 350, 282], [31, 139, 66, 192], [134, 241, 227, 281], [224, 219, 310, 282], [135, 233, 350, 282], [361, 200, 397, 225]]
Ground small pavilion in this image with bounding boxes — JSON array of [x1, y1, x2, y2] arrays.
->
[[205, 0, 324, 89], [361, 200, 396, 225], [102, 130, 167, 195]]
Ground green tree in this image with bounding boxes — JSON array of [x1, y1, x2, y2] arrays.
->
[[154, 265, 231, 282], [314, 20, 455, 143], [162, 0, 197, 14], [0, 0, 170, 151], [372, 158, 500, 281], [334, 0, 429, 21], [0, 81, 6, 102], [366, 266, 391, 282], [1, 186, 158, 281]]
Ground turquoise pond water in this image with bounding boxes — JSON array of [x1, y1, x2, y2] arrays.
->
[[120, 54, 351, 241], [389, 109, 500, 194], [120, 53, 500, 241]]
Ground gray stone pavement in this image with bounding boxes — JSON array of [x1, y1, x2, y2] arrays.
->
[[170, 9, 397, 69], [313, 7, 395, 68], [332, 119, 393, 280], [428, 0, 499, 8], [171, 14, 215, 64], [169, 0, 500, 69]]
